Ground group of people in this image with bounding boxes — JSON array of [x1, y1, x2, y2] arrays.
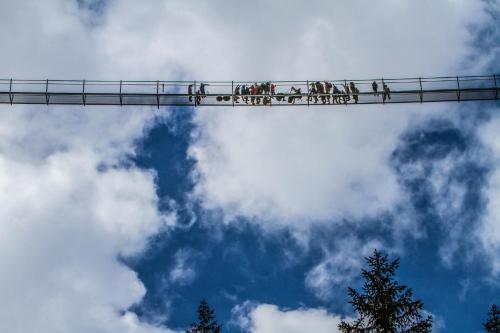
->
[[187, 83, 208, 105], [187, 80, 391, 105], [371, 80, 392, 102]]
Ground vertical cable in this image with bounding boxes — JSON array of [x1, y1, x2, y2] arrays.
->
[[156, 80, 160, 109], [82, 79, 86, 106], [9, 78, 13, 105], [494, 74, 498, 100], [306, 80, 309, 107], [232, 80, 234, 107], [194, 80, 197, 106], [344, 79, 348, 105], [119, 80, 123, 106], [46, 79, 49, 105], [419, 77, 423, 104], [382, 78, 385, 104]]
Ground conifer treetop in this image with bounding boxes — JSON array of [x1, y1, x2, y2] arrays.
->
[[338, 249, 432, 333]]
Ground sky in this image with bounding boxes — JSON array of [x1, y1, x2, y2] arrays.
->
[[0, 0, 499, 333]]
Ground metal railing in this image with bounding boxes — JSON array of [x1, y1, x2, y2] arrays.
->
[[0, 75, 498, 107]]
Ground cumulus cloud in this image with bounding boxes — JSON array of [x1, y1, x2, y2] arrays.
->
[[478, 115, 500, 276], [188, 0, 487, 228], [305, 237, 382, 301], [168, 249, 198, 286], [190, 107, 416, 226], [0, 1, 181, 332], [232, 303, 346, 333], [391, 119, 490, 268], [0, 147, 174, 333], [0, 1, 496, 333]]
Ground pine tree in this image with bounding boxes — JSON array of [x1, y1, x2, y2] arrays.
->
[[338, 249, 432, 333], [186, 299, 221, 333], [484, 304, 500, 333]]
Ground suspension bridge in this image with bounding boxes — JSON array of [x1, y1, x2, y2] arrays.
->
[[0, 75, 498, 107]]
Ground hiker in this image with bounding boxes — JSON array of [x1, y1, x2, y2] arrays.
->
[[195, 82, 208, 105], [250, 84, 257, 105], [353, 86, 360, 103], [263, 82, 271, 95], [316, 81, 326, 104], [309, 82, 318, 103], [199, 83, 207, 96], [350, 82, 359, 104], [383, 83, 391, 102], [271, 83, 276, 95], [332, 84, 341, 104], [372, 81, 378, 96], [289, 86, 302, 104], [241, 85, 248, 104], [233, 85, 240, 103], [324, 81, 332, 104], [188, 84, 193, 102], [256, 84, 262, 105], [343, 83, 351, 102]]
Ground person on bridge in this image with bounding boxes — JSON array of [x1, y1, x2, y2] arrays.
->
[[316, 81, 326, 104], [289, 86, 302, 104], [324, 81, 332, 104], [350, 82, 359, 104], [199, 83, 207, 96], [271, 83, 276, 95], [309, 82, 318, 103], [343, 83, 351, 102], [263, 82, 271, 95], [240, 85, 246, 104], [383, 83, 391, 102], [198, 83, 209, 105], [250, 84, 257, 105], [234, 85, 240, 103], [332, 84, 341, 104], [372, 81, 378, 96], [188, 84, 193, 102]]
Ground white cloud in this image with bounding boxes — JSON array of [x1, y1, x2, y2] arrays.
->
[[169, 249, 198, 286], [233, 302, 446, 333], [0, 1, 495, 332], [190, 107, 418, 227], [187, 0, 487, 228], [232, 303, 346, 333], [0, 1, 182, 332], [393, 134, 482, 268], [0, 113, 177, 333], [478, 114, 500, 276], [305, 238, 382, 301]]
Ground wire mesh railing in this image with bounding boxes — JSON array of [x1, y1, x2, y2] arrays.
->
[[0, 75, 498, 107]]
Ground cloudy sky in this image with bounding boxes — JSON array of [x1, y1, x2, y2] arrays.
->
[[0, 0, 499, 332]]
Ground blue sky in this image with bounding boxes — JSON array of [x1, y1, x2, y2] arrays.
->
[[126, 100, 499, 333], [0, 1, 499, 333]]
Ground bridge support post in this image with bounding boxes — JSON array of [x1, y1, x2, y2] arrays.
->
[[194, 80, 197, 107], [419, 77, 423, 103], [306, 80, 309, 107], [494, 74, 498, 100], [382, 78, 385, 104], [9, 78, 13, 105], [344, 79, 348, 106], [119, 80, 123, 106], [156, 80, 160, 109], [45, 79, 49, 105], [269, 81, 272, 108], [232, 81, 234, 107], [82, 80, 86, 106], [456, 76, 461, 102]]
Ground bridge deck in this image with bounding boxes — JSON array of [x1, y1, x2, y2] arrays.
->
[[0, 76, 498, 107]]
